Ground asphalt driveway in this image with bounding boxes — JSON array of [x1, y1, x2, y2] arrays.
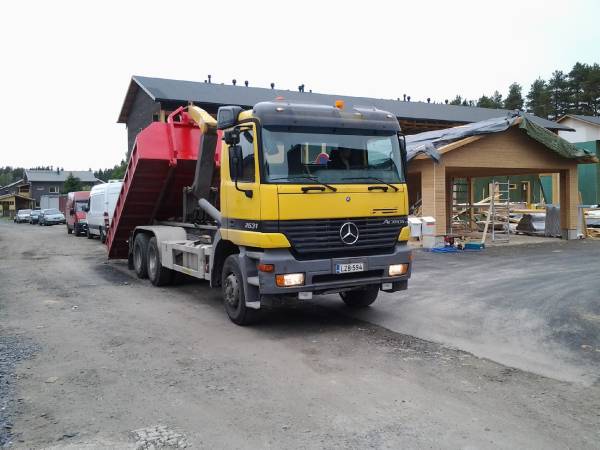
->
[[322, 239, 600, 385]]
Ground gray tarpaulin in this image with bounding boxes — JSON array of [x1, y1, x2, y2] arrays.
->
[[405, 114, 519, 162], [405, 112, 598, 163]]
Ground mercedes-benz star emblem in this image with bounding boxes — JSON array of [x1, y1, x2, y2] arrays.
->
[[340, 222, 359, 245]]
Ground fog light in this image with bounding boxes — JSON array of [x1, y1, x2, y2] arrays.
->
[[388, 264, 409, 277], [276, 273, 305, 287]]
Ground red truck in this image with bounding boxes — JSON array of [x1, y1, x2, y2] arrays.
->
[[65, 191, 90, 236]]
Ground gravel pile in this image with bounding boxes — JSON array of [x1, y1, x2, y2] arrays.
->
[[0, 335, 39, 447]]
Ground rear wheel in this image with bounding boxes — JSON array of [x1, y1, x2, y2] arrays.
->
[[99, 227, 107, 243], [340, 286, 379, 308], [147, 236, 173, 286], [133, 233, 150, 279], [221, 255, 260, 325], [86, 227, 94, 239]]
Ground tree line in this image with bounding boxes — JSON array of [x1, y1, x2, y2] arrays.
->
[[448, 62, 600, 119]]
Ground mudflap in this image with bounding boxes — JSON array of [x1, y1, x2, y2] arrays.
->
[[238, 249, 260, 310]]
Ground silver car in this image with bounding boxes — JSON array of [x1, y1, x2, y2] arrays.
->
[[14, 209, 32, 223], [39, 208, 66, 226]]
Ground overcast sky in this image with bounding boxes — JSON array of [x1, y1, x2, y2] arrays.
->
[[1, 0, 599, 170]]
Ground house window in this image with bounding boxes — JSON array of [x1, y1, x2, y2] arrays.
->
[[19, 185, 29, 194], [49, 186, 59, 194]]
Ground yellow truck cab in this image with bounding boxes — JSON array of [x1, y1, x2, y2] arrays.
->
[[213, 101, 412, 323]]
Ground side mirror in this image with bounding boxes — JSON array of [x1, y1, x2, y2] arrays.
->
[[224, 128, 240, 146], [229, 145, 253, 198], [217, 106, 243, 130], [398, 133, 408, 182], [229, 145, 243, 180]]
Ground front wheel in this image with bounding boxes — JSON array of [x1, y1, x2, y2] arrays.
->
[[221, 255, 260, 325], [147, 236, 173, 286], [340, 286, 379, 308]]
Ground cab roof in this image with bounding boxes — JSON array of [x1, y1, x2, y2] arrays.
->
[[251, 102, 401, 132]]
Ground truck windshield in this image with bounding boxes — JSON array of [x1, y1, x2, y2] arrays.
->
[[262, 127, 403, 184], [75, 201, 87, 212]]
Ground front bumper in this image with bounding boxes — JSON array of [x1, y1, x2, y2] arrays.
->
[[256, 244, 412, 297], [75, 222, 88, 232]]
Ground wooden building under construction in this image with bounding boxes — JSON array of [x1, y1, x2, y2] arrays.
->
[[406, 116, 598, 240]]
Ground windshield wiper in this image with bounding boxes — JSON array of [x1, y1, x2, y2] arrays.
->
[[341, 176, 399, 192], [270, 175, 338, 192]]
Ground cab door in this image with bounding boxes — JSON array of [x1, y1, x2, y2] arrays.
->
[[221, 123, 261, 230]]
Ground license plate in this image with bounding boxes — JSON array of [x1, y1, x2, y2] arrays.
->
[[335, 263, 365, 274]]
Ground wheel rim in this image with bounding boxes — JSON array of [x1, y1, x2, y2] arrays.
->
[[224, 273, 240, 309], [148, 245, 157, 278]]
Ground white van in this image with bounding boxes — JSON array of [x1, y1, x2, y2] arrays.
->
[[86, 180, 123, 242]]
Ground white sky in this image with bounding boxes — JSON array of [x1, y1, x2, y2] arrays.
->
[[1, 0, 599, 170]]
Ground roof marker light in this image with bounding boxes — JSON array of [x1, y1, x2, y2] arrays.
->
[[335, 100, 345, 109]]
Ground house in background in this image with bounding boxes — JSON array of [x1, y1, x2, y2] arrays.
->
[[0, 169, 102, 208], [557, 114, 600, 205]]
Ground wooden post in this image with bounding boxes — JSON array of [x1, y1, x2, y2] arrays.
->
[[420, 161, 447, 235], [559, 167, 579, 239], [468, 176, 474, 231], [552, 172, 560, 205]]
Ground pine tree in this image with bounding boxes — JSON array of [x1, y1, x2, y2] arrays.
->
[[476, 95, 494, 108], [504, 83, 524, 110], [63, 172, 82, 193], [547, 70, 570, 119], [449, 95, 463, 106], [526, 78, 551, 118], [490, 91, 503, 108]]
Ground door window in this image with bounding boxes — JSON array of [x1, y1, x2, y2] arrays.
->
[[237, 128, 255, 183]]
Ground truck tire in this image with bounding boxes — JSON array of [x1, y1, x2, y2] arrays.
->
[[133, 233, 150, 279], [67, 225, 72, 234], [86, 228, 94, 239], [147, 236, 173, 286], [221, 255, 260, 325], [340, 286, 379, 308]]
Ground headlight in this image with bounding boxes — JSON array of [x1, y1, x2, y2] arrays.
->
[[275, 273, 305, 287], [388, 264, 409, 277]]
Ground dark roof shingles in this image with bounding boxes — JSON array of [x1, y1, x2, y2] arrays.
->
[[119, 75, 572, 131]]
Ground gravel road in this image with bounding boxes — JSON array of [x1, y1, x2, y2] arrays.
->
[[1, 220, 599, 449]]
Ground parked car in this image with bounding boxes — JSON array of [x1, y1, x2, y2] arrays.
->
[[14, 209, 32, 223], [65, 191, 90, 236], [38, 208, 66, 226], [29, 209, 42, 224], [85, 181, 122, 242]]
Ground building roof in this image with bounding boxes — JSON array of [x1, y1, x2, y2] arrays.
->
[[557, 114, 600, 127], [0, 178, 25, 190], [118, 75, 573, 132], [0, 193, 35, 202], [406, 113, 598, 163], [24, 170, 100, 183]]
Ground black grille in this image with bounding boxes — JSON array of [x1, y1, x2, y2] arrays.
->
[[264, 216, 406, 259]]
